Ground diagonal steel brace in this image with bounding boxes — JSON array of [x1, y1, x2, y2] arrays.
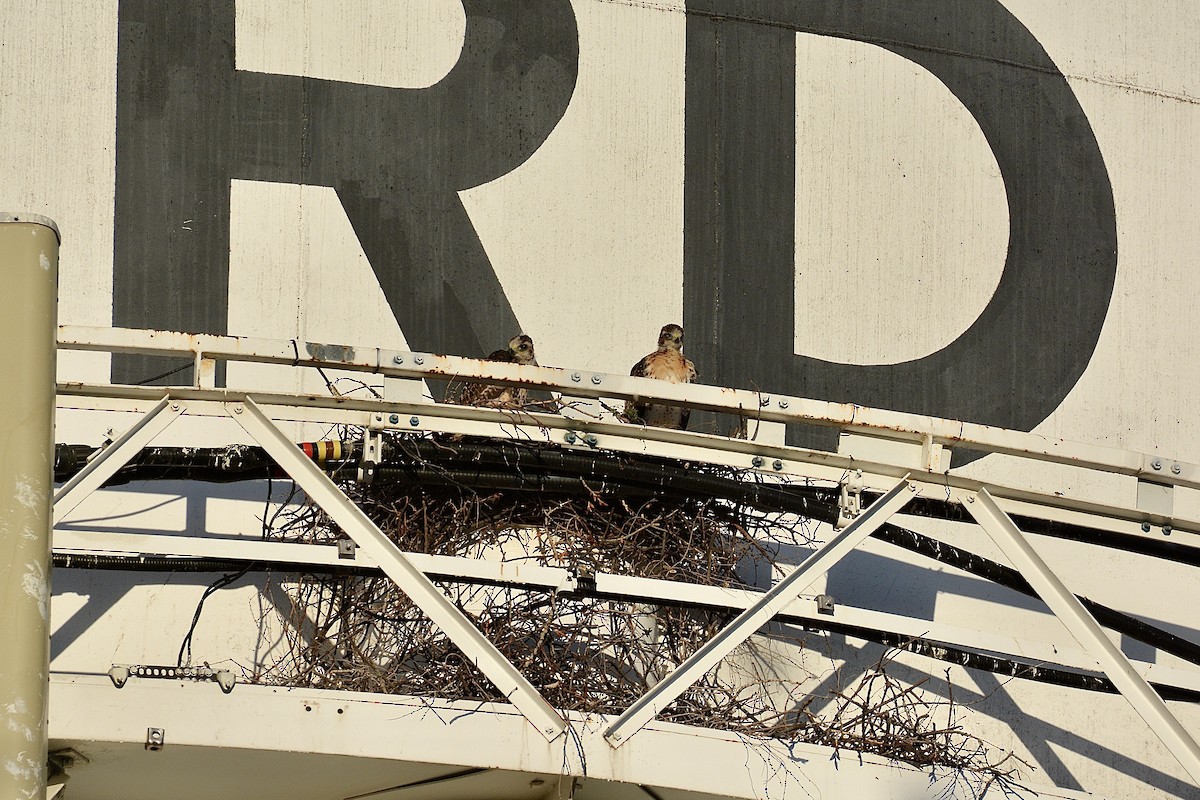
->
[[604, 475, 919, 746], [227, 398, 567, 741], [53, 396, 184, 524], [966, 488, 1200, 786]]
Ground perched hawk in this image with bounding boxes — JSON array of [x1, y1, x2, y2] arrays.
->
[[626, 324, 696, 430], [458, 334, 538, 409]]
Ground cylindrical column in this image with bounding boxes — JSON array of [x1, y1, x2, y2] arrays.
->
[[0, 213, 59, 800]]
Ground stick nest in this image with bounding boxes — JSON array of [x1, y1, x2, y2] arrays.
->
[[252, 430, 1030, 797]]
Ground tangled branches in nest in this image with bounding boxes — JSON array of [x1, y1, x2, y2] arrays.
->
[[260, 431, 802, 707], [255, 430, 1028, 795], [799, 650, 1033, 798]]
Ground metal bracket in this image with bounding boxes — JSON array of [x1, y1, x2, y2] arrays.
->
[[145, 728, 165, 751], [836, 469, 864, 530], [358, 429, 384, 484], [107, 666, 129, 688], [48, 747, 88, 790], [1136, 478, 1174, 518], [921, 433, 949, 473], [573, 570, 597, 593], [194, 353, 216, 389], [816, 594, 836, 615], [108, 663, 236, 693]]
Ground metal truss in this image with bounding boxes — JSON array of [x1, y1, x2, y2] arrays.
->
[[53, 395, 185, 524], [604, 476, 919, 744], [227, 398, 566, 740], [50, 528, 1200, 698], [965, 489, 1200, 782], [51, 325, 1200, 788]]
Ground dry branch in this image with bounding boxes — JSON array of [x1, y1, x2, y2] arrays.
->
[[252, 430, 1029, 797]]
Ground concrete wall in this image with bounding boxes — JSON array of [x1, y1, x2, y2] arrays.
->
[[4, 1, 1200, 797]]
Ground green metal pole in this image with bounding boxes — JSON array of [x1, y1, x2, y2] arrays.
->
[[0, 213, 58, 800]]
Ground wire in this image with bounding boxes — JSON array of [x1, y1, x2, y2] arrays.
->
[[135, 361, 193, 385], [176, 563, 257, 667], [59, 550, 1200, 703]]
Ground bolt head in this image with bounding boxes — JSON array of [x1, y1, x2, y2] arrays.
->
[[778, 400, 788, 409], [1141, 522, 1152, 532], [1172, 463, 1182, 475], [565, 432, 577, 444], [233, 405, 243, 414], [409, 416, 420, 426], [1151, 458, 1163, 470], [1163, 525, 1173, 536], [591, 375, 602, 385], [571, 372, 581, 382], [751, 456, 764, 468], [393, 355, 404, 364], [389, 414, 399, 424], [584, 434, 598, 446], [760, 396, 771, 406], [414, 356, 424, 365], [772, 460, 783, 471]]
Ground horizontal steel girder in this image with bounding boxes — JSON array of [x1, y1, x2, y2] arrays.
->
[[50, 527, 1200, 697], [56, 324, 1200, 492]]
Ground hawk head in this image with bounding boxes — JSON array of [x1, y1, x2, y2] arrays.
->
[[508, 334, 536, 365], [657, 324, 684, 351]]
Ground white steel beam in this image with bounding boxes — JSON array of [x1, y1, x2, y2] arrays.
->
[[51, 529, 577, 592], [55, 385, 1200, 542], [965, 488, 1200, 787], [57, 324, 1200, 491], [46, 676, 938, 800], [49, 529, 1200, 696], [52, 396, 184, 524], [603, 477, 919, 746], [225, 398, 567, 741]]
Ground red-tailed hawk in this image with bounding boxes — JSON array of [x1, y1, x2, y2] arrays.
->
[[458, 334, 538, 409], [626, 324, 696, 429]]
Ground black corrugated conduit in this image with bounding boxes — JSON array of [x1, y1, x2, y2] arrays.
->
[[53, 438, 1200, 676], [50, 547, 1200, 703]]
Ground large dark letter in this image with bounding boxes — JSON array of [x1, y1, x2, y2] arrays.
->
[[114, 0, 578, 382], [684, 1, 1118, 453]]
